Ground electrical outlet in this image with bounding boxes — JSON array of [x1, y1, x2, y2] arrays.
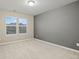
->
[[76, 43, 79, 47], [35, 35, 39, 38]]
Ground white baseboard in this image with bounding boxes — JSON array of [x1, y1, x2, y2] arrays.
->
[[0, 38, 79, 53], [35, 39, 79, 53], [0, 39, 30, 46]]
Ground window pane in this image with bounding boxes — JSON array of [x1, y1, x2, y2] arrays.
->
[[19, 18, 27, 25], [19, 26, 26, 33], [6, 26, 16, 34], [5, 16, 17, 25], [19, 18, 27, 33]]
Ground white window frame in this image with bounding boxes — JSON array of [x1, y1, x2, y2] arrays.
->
[[18, 18, 27, 34], [5, 16, 27, 36]]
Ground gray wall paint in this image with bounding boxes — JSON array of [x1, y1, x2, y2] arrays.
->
[[34, 1, 79, 50]]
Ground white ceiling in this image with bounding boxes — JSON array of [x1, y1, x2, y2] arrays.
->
[[0, 0, 77, 15]]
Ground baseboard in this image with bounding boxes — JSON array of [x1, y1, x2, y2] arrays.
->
[[0, 38, 79, 53], [0, 39, 31, 46], [35, 38, 79, 53]]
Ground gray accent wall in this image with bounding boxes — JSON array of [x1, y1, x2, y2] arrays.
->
[[34, 1, 79, 50]]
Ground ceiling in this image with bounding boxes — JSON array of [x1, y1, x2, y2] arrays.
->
[[0, 0, 77, 15]]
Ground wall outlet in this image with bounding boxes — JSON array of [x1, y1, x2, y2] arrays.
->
[[35, 35, 39, 38], [76, 43, 79, 47]]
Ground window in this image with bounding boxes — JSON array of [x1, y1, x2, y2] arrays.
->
[[5, 16, 27, 34], [5, 16, 17, 34], [19, 18, 27, 33]]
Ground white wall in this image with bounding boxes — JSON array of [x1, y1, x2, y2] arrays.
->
[[0, 11, 34, 42]]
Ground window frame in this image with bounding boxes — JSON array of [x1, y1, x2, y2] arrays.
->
[[5, 16, 28, 36], [18, 18, 27, 34]]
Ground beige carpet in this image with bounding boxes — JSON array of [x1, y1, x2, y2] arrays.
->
[[0, 39, 79, 59]]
